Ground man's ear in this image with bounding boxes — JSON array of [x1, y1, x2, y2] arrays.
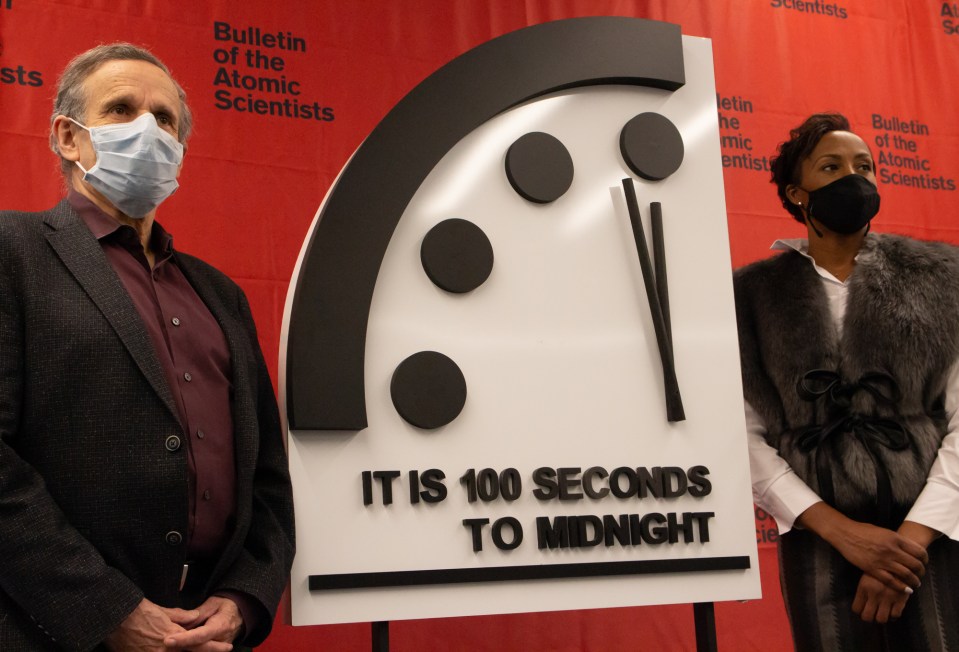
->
[[52, 115, 82, 163]]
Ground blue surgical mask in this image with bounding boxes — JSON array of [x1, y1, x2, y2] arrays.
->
[[71, 112, 184, 219]]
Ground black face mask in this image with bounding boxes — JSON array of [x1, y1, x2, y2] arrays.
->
[[801, 174, 881, 235]]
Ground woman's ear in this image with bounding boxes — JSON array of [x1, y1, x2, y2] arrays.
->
[[785, 184, 804, 207]]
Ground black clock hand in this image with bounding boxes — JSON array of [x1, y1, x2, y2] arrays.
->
[[650, 201, 671, 335], [621, 177, 685, 422]]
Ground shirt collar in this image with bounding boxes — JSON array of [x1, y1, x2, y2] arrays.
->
[[770, 238, 844, 284], [68, 189, 175, 257]]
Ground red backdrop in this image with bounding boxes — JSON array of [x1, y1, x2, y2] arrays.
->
[[2, 1, 957, 650]]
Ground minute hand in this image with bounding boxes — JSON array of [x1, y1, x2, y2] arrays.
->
[[621, 177, 685, 422]]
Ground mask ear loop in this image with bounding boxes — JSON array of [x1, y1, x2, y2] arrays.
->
[[67, 117, 90, 131], [64, 117, 94, 176], [797, 200, 824, 238]]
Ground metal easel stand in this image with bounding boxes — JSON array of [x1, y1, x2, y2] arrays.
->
[[694, 602, 718, 652], [372, 620, 389, 652]]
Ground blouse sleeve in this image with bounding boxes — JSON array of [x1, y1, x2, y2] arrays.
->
[[746, 401, 822, 534], [905, 360, 959, 540]]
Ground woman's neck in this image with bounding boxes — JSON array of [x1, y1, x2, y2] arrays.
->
[[806, 228, 866, 282]]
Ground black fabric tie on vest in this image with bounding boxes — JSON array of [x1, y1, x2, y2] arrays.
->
[[795, 369, 910, 527]]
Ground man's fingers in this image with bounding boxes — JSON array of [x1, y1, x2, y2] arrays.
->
[[164, 621, 231, 649], [163, 607, 202, 626], [166, 636, 233, 652]]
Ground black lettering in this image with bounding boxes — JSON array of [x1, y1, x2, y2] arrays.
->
[[609, 466, 637, 498], [214, 89, 234, 111], [408, 469, 420, 504], [583, 466, 609, 499], [361, 470, 373, 506], [499, 468, 522, 501], [660, 466, 688, 498], [532, 467, 558, 500], [603, 514, 631, 546], [641, 513, 668, 544], [372, 470, 401, 505], [491, 517, 523, 550], [687, 465, 711, 496], [462, 518, 489, 552], [636, 467, 662, 498], [537, 511, 713, 550], [557, 467, 583, 500], [536, 515, 569, 549], [575, 515, 604, 547], [668, 512, 695, 543], [214, 21, 231, 41], [693, 512, 714, 542], [419, 468, 447, 503]]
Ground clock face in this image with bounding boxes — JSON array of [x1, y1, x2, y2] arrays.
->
[[284, 19, 759, 626], [369, 86, 691, 440]]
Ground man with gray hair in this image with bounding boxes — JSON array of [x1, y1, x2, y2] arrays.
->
[[0, 43, 294, 650]]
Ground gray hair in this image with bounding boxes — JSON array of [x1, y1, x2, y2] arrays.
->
[[49, 43, 193, 174]]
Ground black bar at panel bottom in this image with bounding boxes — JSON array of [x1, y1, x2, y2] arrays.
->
[[310, 555, 750, 591]]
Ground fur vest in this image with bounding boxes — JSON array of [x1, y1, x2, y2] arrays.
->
[[734, 233, 959, 526]]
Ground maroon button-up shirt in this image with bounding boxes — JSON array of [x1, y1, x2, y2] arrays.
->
[[69, 191, 236, 560]]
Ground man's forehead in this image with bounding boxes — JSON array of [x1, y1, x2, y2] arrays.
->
[[83, 59, 179, 109]]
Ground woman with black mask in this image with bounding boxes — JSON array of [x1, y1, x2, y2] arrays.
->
[[735, 113, 959, 650]]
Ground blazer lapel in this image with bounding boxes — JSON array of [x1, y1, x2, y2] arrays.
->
[[44, 201, 181, 425]]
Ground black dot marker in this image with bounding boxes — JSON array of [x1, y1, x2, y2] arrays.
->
[[421, 219, 494, 293], [620, 113, 684, 181], [391, 351, 467, 429], [505, 131, 574, 203]]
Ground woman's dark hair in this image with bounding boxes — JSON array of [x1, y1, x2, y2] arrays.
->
[[770, 113, 851, 223]]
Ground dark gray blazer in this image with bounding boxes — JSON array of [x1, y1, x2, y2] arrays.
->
[[0, 201, 294, 651]]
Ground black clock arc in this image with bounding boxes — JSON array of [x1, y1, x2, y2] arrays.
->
[[286, 16, 686, 431]]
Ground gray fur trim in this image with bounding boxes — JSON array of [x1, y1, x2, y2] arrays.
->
[[734, 234, 959, 515]]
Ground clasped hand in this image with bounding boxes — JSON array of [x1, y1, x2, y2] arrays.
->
[[105, 596, 243, 651], [829, 520, 927, 593], [798, 504, 931, 623], [829, 520, 932, 624]]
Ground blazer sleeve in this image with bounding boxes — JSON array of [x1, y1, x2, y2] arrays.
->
[[0, 221, 143, 652]]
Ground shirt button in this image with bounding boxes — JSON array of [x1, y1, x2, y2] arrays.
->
[[165, 435, 181, 452], [183, 372, 192, 382], [196, 429, 205, 440], [203, 490, 212, 501], [165, 530, 183, 546], [171, 317, 181, 326]]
